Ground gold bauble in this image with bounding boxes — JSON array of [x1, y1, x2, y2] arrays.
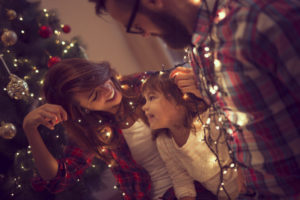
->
[[7, 74, 29, 100], [6, 9, 17, 20], [97, 126, 114, 144], [0, 122, 17, 139], [1, 30, 18, 46]]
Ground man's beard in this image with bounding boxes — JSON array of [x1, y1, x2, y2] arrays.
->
[[146, 10, 192, 49]]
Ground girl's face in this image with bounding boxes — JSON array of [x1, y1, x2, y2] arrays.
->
[[73, 79, 122, 114], [142, 89, 184, 130]]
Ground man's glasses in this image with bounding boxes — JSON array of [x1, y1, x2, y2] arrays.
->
[[126, 0, 144, 34]]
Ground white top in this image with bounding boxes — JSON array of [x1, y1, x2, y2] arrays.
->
[[156, 114, 240, 199], [122, 119, 173, 200]]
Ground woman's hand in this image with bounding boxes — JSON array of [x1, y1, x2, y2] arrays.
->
[[23, 103, 68, 132], [170, 67, 202, 99]]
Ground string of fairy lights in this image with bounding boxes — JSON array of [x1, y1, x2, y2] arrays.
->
[[181, 0, 247, 198]]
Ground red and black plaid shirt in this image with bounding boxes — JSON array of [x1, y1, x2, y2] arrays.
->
[[32, 129, 152, 200]]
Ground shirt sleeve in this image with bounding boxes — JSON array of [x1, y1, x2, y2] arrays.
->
[[156, 134, 196, 199], [31, 144, 94, 194], [253, 6, 300, 96]]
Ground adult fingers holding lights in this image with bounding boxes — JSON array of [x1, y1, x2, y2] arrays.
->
[[170, 67, 203, 99]]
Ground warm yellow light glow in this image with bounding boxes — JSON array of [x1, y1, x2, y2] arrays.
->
[[214, 59, 221, 71], [218, 10, 226, 20], [204, 47, 210, 51], [116, 75, 122, 80], [206, 118, 211, 124], [121, 84, 129, 89], [54, 30, 61, 35], [204, 52, 211, 58], [183, 93, 189, 100], [193, 0, 201, 3]]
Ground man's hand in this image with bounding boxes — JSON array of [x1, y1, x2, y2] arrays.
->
[[170, 67, 202, 99]]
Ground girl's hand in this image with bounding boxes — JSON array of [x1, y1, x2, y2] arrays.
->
[[23, 103, 68, 132], [170, 67, 202, 99]]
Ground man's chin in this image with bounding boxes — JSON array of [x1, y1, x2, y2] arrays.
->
[[160, 35, 191, 49], [166, 41, 190, 49]]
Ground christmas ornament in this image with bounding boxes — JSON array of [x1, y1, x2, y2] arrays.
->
[[6, 9, 17, 20], [47, 56, 61, 68], [0, 122, 17, 139], [7, 74, 30, 100], [0, 55, 29, 100], [1, 30, 18, 46], [97, 126, 114, 144], [62, 24, 71, 33], [38, 25, 53, 38]]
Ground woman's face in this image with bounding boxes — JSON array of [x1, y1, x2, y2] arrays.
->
[[73, 79, 122, 114]]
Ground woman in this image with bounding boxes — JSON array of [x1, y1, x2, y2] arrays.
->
[[23, 58, 208, 199]]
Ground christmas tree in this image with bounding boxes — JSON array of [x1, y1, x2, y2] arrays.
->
[[0, 0, 107, 199]]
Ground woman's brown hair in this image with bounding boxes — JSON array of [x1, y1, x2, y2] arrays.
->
[[141, 70, 208, 137], [43, 58, 143, 162]]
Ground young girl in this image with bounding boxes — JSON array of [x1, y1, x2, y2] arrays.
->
[[23, 58, 208, 199], [141, 70, 242, 200]]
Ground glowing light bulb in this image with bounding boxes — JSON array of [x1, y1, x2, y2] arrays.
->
[[183, 93, 189, 100], [206, 118, 211, 124], [218, 10, 226, 20], [214, 59, 221, 71]]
